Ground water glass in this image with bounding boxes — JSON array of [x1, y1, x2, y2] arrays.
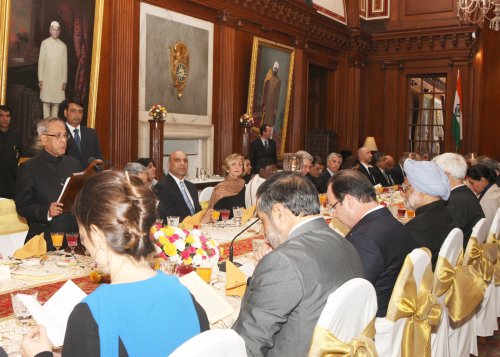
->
[[167, 216, 180, 227], [233, 206, 243, 226], [11, 289, 38, 334], [159, 259, 177, 275]]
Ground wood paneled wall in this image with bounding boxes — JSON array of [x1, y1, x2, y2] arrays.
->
[[92, 0, 500, 170]]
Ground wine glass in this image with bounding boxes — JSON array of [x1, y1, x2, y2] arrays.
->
[[66, 232, 79, 258], [211, 210, 220, 226], [51, 232, 64, 255], [220, 209, 230, 228], [10, 289, 38, 334]]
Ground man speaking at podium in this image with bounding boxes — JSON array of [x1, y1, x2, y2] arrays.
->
[[15, 118, 81, 249]]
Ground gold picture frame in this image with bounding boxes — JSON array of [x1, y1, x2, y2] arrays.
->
[[246, 37, 295, 160], [0, 0, 104, 130]]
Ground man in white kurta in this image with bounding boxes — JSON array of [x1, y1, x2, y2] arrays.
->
[[38, 21, 67, 118]]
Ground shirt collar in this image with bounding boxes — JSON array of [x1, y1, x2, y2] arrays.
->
[[169, 172, 185, 185], [288, 216, 323, 238], [66, 122, 81, 132]]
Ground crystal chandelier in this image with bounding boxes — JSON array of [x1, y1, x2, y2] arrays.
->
[[457, 0, 500, 31]]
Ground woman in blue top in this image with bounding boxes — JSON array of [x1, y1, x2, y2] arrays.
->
[[21, 171, 208, 357]]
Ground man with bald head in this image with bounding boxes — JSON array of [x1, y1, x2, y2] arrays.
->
[[155, 151, 202, 221], [357, 146, 375, 184]]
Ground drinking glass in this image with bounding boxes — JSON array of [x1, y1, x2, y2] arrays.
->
[[167, 216, 180, 227], [220, 209, 230, 228], [397, 208, 406, 221], [51, 232, 64, 254], [211, 210, 220, 225], [159, 260, 177, 275], [11, 289, 38, 334], [66, 232, 79, 257], [232, 206, 243, 226], [406, 209, 415, 219], [154, 219, 164, 230]]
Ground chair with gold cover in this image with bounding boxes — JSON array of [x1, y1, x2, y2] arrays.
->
[[169, 329, 246, 357], [487, 208, 500, 317], [308, 278, 378, 357], [374, 248, 441, 357]]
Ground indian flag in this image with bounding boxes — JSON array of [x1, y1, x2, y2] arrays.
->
[[452, 70, 463, 148]]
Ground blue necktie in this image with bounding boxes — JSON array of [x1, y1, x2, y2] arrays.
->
[[73, 128, 81, 151], [179, 181, 195, 215]]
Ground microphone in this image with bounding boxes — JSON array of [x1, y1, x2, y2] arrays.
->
[[218, 218, 261, 272]]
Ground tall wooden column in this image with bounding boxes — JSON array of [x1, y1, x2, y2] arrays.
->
[[345, 56, 362, 151], [382, 61, 402, 156], [149, 119, 165, 179]]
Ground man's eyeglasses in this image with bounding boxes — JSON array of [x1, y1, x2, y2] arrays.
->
[[330, 200, 341, 211], [44, 132, 70, 140]]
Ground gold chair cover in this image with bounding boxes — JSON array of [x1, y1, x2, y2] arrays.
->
[[308, 319, 378, 357], [433, 254, 486, 322], [385, 249, 442, 357], [465, 237, 498, 283], [486, 233, 500, 286]]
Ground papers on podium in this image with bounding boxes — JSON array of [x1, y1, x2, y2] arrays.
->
[[17, 280, 87, 347], [179, 272, 235, 324]]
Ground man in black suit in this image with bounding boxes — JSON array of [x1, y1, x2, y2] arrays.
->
[[433, 153, 485, 249], [370, 152, 394, 187], [0, 105, 21, 198], [63, 97, 103, 169], [390, 156, 406, 185], [249, 124, 277, 175], [15, 118, 81, 248], [327, 170, 417, 317], [319, 152, 342, 193], [357, 146, 375, 184], [155, 150, 202, 221]]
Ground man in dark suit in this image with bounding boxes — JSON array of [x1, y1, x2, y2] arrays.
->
[[0, 105, 21, 198], [357, 146, 375, 184], [319, 152, 342, 193], [249, 124, 277, 174], [433, 153, 485, 249], [233, 172, 363, 356], [328, 170, 417, 317], [390, 156, 406, 185], [155, 150, 202, 221], [370, 152, 394, 187], [63, 97, 103, 169], [403, 159, 457, 269], [15, 118, 81, 249]]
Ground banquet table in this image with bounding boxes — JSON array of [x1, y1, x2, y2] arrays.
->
[[0, 222, 259, 356]]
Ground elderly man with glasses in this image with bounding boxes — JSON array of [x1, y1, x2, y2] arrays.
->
[[15, 117, 81, 249]]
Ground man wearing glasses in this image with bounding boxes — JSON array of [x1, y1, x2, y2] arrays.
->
[[15, 118, 81, 248]]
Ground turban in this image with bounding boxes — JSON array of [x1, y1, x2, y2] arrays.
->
[[50, 21, 60, 29], [404, 159, 450, 200]]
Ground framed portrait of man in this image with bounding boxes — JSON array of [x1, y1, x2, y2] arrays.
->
[[246, 37, 295, 160], [0, 0, 103, 154]]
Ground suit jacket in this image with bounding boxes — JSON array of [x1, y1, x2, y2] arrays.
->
[[318, 169, 333, 194], [249, 138, 277, 174], [0, 128, 21, 198], [370, 166, 392, 187], [15, 150, 81, 248], [406, 200, 458, 269], [155, 173, 201, 221], [358, 163, 375, 185], [390, 164, 405, 185], [346, 207, 417, 317], [305, 173, 322, 193], [479, 184, 500, 228], [65, 125, 103, 169], [446, 185, 484, 249], [233, 218, 363, 357]]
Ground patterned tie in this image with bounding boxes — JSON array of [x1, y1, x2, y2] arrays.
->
[[73, 128, 81, 151], [179, 181, 195, 215]]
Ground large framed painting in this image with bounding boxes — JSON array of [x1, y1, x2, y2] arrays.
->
[[247, 37, 295, 160], [0, 0, 104, 152]]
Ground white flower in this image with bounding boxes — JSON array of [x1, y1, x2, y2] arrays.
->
[[174, 239, 186, 252], [169, 254, 180, 263], [192, 254, 203, 266], [153, 231, 164, 239]]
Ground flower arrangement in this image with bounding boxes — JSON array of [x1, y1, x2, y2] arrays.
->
[[149, 104, 168, 120], [151, 225, 222, 266], [239, 113, 254, 128]]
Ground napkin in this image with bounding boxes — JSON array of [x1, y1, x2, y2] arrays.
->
[[241, 206, 256, 225], [199, 201, 209, 211], [13, 233, 47, 259], [181, 209, 206, 230], [225, 261, 247, 297]]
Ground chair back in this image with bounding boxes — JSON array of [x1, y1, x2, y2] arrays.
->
[[199, 186, 214, 202], [316, 278, 377, 343], [437, 228, 464, 268], [471, 218, 489, 244], [490, 208, 500, 239], [409, 248, 432, 291], [169, 329, 246, 357]]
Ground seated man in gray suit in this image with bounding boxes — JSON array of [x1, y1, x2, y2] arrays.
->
[[233, 172, 363, 357]]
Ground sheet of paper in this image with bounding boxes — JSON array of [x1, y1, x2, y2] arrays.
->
[[179, 272, 235, 324]]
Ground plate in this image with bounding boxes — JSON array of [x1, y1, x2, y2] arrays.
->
[[56, 260, 78, 267], [20, 258, 41, 268], [0, 259, 21, 266]]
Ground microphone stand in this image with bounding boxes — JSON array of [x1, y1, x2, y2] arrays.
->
[[218, 218, 261, 272]]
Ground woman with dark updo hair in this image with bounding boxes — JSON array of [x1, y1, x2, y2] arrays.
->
[[466, 164, 500, 226], [21, 171, 208, 357]]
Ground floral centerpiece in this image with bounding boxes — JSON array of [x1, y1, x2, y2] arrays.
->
[[151, 225, 222, 266], [149, 104, 168, 120], [239, 113, 254, 128]]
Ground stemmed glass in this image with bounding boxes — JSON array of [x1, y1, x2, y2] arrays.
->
[[220, 209, 230, 229], [50, 232, 64, 255], [10, 289, 38, 335], [66, 232, 79, 258], [211, 210, 220, 226]]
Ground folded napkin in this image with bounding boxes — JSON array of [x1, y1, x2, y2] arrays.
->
[[13, 233, 47, 259], [181, 209, 207, 230], [241, 206, 256, 225], [225, 261, 247, 297], [199, 201, 209, 211]]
